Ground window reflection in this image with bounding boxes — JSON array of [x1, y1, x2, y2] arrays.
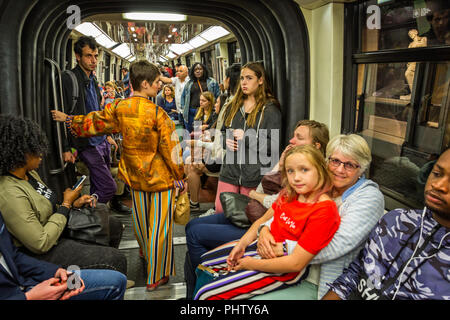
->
[[362, 0, 450, 52], [356, 61, 449, 208]]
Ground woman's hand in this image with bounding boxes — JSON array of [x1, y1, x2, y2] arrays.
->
[[226, 138, 238, 151], [227, 242, 245, 271], [271, 242, 285, 257], [257, 226, 277, 259], [279, 144, 294, 171], [62, 187, 81, 207], [233, 129, 245, 141], [233, 256, 255, 271], [51, 110, 68, 122], [24, 278, 68, 300], [72, 195, 96, 208]]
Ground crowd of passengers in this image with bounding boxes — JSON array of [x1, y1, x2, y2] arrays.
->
[[0, 35, 449, 300]]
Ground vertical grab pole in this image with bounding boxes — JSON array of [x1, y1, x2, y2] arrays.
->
[[45, 58, 67, 174]]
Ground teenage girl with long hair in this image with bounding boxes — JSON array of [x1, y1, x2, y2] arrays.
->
[[214, 62, 282, 213]]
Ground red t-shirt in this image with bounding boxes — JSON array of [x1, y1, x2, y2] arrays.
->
[[270, 198, 340, 255]]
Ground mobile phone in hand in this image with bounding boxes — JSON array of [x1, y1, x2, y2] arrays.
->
[[72, 175, 87, 190]]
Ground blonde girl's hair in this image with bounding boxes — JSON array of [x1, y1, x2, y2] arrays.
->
[[278, 144, 333, 205], [194, 91, 215, 122], [162, 84, 175, 100], [224, 61, 279, 128]]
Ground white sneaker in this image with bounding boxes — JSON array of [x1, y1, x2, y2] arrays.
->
[[199, 208, 215, 218]]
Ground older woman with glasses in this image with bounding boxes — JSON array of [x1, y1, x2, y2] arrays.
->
[[251, 133, 385, 300]]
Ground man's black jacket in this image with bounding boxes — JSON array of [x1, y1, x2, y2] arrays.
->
[[61, 64, 102, 153]]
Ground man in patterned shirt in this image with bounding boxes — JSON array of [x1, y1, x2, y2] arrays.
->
[[323, 148, 450, 300]]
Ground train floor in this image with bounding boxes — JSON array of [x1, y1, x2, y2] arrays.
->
[[108, 178, 217, 300]]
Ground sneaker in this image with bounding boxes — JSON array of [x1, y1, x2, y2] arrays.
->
[[199, 208, 215, 218], [146, 277, 169, 291], [190, 200, 200, 211]]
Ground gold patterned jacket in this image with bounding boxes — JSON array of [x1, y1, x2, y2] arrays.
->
[[67, 97, 185, 192]]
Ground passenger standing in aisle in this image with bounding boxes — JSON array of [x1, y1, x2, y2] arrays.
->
[[60, 36, 117, 204], [52, 60, 185, 291], [160, 64, 190, 126], [180, 62, 220, 132], [214, 61, 282, 213]]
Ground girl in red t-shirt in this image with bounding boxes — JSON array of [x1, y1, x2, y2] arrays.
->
[[194, 145, 341, 300]]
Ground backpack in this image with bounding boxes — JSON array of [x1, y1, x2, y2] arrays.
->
[[62, 70, 79, 114]]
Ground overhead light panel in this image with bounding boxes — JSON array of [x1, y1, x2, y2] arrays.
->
[[199, 26, 230, 42], [123, 12, 187, 22], [75, 22, 102, 38], [167, 52, 176, 59], [188, 35, 208, 48], [169, 44, 191, 55], [128, 56, 136, 62], [112, 43, 132, 58], [95, 33, 117, 49], [159, 55, 168, 61]]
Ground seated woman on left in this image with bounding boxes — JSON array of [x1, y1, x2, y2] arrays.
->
[[0, 115, 127, 276]]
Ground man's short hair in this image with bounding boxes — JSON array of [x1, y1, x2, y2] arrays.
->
[[130, 60, 160, 91], [74, 36, 98, 56]]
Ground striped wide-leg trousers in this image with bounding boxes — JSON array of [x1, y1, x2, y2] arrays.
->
[[194, 240, 309, 300], [130, 189, 176, 285]]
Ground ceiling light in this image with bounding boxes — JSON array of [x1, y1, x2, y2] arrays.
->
[[95, 34, 117, 49], [128, 56, 136, 62], [169, 44, 191, 55], [167, 52, 176, 59], [172, 27, 177, 33], [123, 12, 187, 22], [199, 26, 230, 42], [112, 43, 132, 58], [168, 35, 172, 38], [133, 33, 137, 37], [159, 55, 168, 61], [165, 39, 169, 42], [188, 35, 208, 48], [131, 27, 135, 32], [75, 22, 102, 38]]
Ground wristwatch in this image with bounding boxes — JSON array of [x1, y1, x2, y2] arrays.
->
[[257, 224, 268, 238]]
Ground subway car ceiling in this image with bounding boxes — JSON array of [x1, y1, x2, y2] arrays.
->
[[0, 0, 309, 141]]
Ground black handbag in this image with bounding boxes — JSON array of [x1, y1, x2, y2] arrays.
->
[[219, 192, 251, 228], [64, 203, 110, 246]]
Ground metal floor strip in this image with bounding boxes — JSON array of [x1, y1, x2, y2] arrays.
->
[[119, 237, 186, 250]]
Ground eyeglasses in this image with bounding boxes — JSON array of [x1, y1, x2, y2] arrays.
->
[[328, 157, 360, 171]]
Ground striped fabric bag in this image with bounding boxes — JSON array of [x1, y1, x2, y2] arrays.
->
[[194, 240, 310, 300]]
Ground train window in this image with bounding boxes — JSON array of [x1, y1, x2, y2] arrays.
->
[[343, 0, 450, 210], [362, 0, 450, 52], [355, 60, 449, 208]]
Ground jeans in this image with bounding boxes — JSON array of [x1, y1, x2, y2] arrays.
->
[[184, 213, 247, 299], [69, 269, 127, 300], [184, 107, 199, 133]]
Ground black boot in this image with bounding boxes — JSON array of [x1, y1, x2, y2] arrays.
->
[[110, 195, 132, 214]]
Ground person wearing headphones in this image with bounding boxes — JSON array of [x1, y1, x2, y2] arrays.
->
[[323, 148, 450, 300]]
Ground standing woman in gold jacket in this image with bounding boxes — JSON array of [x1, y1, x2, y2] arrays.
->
[[52, 60, 185, 291]]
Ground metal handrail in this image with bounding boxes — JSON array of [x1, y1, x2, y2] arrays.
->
[[44, 58, 67, 174]]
